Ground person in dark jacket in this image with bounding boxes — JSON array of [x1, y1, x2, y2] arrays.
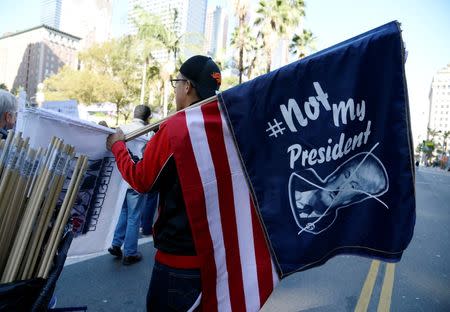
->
[[106, 55, 221, 311]]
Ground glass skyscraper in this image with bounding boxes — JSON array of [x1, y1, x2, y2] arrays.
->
[[40, 0, 62, 29]]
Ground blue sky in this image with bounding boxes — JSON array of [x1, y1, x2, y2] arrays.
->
[[1, 0, 449, 143]]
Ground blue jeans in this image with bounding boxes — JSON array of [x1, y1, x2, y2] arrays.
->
[[112, 189, 146, 256], [146, 261, 201, 312]]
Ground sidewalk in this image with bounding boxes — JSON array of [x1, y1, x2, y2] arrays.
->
[[54, 238, 154, 311]]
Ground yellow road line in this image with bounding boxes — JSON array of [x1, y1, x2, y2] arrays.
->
[[354, 260, 380, 312], [377, 263, 396, 312]]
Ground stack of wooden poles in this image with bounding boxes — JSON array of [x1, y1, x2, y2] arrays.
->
[[0, 130, 88, 283]]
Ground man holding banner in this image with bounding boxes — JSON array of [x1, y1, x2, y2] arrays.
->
[[107, 55, 224, 311]]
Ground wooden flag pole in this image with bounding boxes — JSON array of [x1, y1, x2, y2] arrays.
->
[[40, 155, 88, 278], [0, 148, 35, 276], [0, 138, 29, 274], [24, 147, 44, 201], [26, 137, 56, 200], [0, 134, 23, 222], [124, 95, 218, 142], [0, 137, 25, 231], [0, 137, 28, 217], [20, 144, 72, 279], [37, 154, 82, 277], [23, 145, 74, 279], [0, 140, 4, 164], [16, 139, 63, 279], [1, 138, 62, 283], [0, 130, 14, 177]]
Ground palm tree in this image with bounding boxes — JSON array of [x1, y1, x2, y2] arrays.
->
[[442, 130, 450, 153], [131, 6, 166, 105], [254, 0, 306, 73], [289, 29, 315, 59], [427, 127, 439, 142], [231, 24, 257, 83], [131, 6, 183, 116], [231, 0, 250, 84]]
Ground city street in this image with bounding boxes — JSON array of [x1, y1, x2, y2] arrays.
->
[[54, 166, 450, 311]]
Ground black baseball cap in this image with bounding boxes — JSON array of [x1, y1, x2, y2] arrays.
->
[[179, 55, 221, 100]]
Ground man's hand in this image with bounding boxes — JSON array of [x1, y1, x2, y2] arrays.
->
[[106, 128, 125, 151]]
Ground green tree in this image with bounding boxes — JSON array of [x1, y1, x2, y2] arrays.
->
[[80, 36, 142, 124], [231, 0, 251, 84], [289, 29, 315, 59], [422, 140, 435, 165], [44, 66, 117, 104], [131, 6, 166, 104], [45, 37, 142, 125], [131, 6, 188, 117], [254, 0, 306, 73], [427, 127, 439, 142], [442, 130, 450, 153], [221, 75, 239, 91], [0, 83, 8, 91]]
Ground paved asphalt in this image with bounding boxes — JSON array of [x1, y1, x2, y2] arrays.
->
[[54, 166, 450, 311]]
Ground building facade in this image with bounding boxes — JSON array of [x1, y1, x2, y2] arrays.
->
[[40, 0, 62, 29], [204, 6, 229, 58], [0, 25, 80, 100], [428, 64, 450, 133], [127, 0, 207, 60], [60, 0, 113, 49]]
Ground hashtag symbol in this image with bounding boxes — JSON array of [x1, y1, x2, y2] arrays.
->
[[266, 119, 285, 138]]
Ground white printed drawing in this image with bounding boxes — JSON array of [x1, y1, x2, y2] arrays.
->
[[288, 146, 389, 235]]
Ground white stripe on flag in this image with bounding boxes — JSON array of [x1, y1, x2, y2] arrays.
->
[[186, 107, 232, 312], [220, 108, 261, 311], [272, 260, 280, 288]]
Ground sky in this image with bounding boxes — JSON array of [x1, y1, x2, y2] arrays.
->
[[0, 0, 449, 145]]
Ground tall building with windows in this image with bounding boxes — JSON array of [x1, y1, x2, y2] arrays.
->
[[204, 6, 229, 58], [0, 25, 80, 100], [40, 0, 62, 29], [127, 0, 207, 60], [60, 0, 113, 49], [428, 64, 450, 133], [127, 0, 151, 34]]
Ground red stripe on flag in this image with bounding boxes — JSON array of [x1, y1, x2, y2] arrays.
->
[[172, 111, 218, 312], [201, 102, 247, 311], [250, 196, 275, 307]]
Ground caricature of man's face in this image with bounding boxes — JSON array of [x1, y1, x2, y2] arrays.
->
[[319, 158, 386, 208], [289, 153, 389, 234]]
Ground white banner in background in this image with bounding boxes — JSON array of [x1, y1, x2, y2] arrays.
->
[[16, 108, 146, 257], [42, 100, 79, 118]]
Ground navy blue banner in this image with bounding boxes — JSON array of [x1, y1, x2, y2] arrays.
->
[[219, 21, 415, 277]]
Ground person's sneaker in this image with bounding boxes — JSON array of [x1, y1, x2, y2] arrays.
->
[[108, 245, 123, 258], [123, 252, 142, 265]]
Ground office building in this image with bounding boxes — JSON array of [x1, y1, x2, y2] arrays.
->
[[428, 64, 450, 132], [204, 6, 229, 58], [60, 0, 113, 49], [0, 25, 80, 100], [127, 0, 207, 60], [40, 0, 62, 29]]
